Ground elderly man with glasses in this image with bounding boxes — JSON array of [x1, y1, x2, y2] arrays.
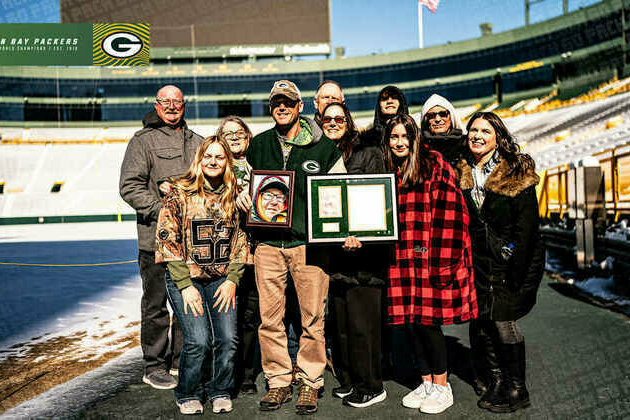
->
[[313, 80, 344, 127], [120, 84, 204, 390]]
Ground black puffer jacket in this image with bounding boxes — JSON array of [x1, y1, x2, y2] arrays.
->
[[423, 129, 467, 169], [456, 156, 544, 321], [360, 85, 409, 147]]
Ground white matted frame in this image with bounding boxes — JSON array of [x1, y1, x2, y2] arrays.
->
[[306, 173, 399, 243]]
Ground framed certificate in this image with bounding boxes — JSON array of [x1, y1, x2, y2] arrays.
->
[[246, 170, 295, 228], [306, 173, 399, 243]]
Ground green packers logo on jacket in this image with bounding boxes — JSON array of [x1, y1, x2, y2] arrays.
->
[[302, 160, 321, 174]]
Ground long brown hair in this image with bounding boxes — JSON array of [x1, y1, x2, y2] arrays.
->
[[383, 114, 434, 187], [321, 101, 358, 162], [466, 112, 535, 174], [174, 135, 238, 222]]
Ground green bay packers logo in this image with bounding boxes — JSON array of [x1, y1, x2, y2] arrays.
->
[[93, 23, 150, 66], [302, 160, 321, 173], [102, 33, 143, 58]]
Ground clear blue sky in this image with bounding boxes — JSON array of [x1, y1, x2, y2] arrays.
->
[[332, 0, 602, 56], [0, 0, 603, 57]]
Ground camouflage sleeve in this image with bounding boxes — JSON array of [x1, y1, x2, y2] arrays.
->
[[228, 218, 250, 266], [243, 161, 252, 191], [224, 214, 250, 285], [155, 192, 185, 263]]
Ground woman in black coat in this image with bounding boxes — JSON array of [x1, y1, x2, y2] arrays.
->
[[455, 112, 544, 414], [360, 85, 409, 147], [420, 93, 467, 168], [319, 101, 388, 409]]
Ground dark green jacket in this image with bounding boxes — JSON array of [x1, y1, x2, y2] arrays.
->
[[246, 117, 345, 247]]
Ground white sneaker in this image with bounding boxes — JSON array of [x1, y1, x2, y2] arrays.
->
[[176, 399, 203, 415], [402, 381, 433, 409], [212, 396, 233, 414], [420, 383, 453, 414]]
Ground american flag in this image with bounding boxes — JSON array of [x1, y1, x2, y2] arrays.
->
[[419, 0, 439, 13]]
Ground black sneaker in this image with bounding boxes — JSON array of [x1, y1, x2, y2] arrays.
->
[[342, 389, 387, 408], [332, 385, 354, 399], [241, 381, 258, 394], [142, 369, 177, 390]]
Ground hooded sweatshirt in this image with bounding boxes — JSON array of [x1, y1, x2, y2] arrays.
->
[[360, 85, 409, 147], [420, 94, 466, 167], [119, 110, 204, 251]]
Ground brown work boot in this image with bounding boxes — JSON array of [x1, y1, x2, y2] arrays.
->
[[296, 384, 318, 415], [259, 386, 292, 411]]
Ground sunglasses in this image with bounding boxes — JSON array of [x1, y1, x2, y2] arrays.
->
[[270, 98, 299, 108], [322, 116, 346, 125], [425, 110, 450, 120]]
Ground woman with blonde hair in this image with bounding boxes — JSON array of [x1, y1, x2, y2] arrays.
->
[[155, 135, 248, 415]]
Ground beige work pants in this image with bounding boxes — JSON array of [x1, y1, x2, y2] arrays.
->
[[254, 243, 329, 389]]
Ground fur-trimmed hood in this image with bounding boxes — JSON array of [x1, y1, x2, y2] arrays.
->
[[456, 155, 540, 198]]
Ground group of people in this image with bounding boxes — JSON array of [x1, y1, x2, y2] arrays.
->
[[119, 79, 544, 416]]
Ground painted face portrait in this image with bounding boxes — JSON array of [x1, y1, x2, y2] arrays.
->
[[254, 176, 289, 223]]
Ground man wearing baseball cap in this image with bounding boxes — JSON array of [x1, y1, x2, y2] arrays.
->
[[239, 79, 346, 414]]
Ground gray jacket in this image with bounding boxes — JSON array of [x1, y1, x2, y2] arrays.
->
[[119, 111, 204, 251]]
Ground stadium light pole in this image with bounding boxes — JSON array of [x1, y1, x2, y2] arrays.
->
[[418, 1, 423, 48], [526, 0, 568, 25]]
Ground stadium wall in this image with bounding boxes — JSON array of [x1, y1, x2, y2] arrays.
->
[[0, 0, 627, 122]]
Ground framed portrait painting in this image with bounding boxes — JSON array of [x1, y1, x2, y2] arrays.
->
[[246, 170, 295, 228]]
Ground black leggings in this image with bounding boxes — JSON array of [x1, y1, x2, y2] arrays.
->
[[406, 324, 447, 376]]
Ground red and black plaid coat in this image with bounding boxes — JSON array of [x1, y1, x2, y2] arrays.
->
[[387, 151, 477, 326]]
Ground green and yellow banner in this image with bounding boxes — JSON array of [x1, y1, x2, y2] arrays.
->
[[0, 23, 150, 66]]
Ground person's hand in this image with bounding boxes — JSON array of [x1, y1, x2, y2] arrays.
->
[[159, 181, 173, 196], [181, 285, 204, 317], [342, 236, 362, 252], [236, 190, 252, 213], [213, 280, 237, 313]]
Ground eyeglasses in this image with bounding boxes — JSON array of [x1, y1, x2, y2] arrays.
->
[[261, 192, 286, 202], [222, 130, 248, 141], [425, 110, 450, 120], [156, 97, 184, 109], [322, 116, 346, 125]]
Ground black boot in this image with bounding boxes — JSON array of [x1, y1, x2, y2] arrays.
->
[[470, 321, 495, 396], [477, 368, 503, 409], [476, 328, 502, 408], [488, 341, 530, 413]]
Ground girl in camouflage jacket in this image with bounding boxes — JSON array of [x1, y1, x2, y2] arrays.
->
[[155, 135, 248, 415]]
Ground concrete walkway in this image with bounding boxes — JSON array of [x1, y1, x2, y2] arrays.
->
[[5, 275, 630, 419]]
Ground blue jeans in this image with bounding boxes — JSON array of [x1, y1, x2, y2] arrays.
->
[[165, 272, 238, 403]]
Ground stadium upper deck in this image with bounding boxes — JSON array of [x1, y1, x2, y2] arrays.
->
[[0, 0, 627, 122]]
